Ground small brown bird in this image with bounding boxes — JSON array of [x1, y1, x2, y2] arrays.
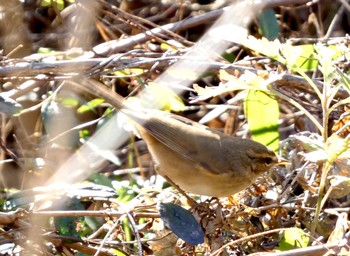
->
[[83, 80, 279, 197]]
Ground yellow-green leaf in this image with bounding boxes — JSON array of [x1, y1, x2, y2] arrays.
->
[[112, 68, 145, 77], [77, 98, 105, 114], [244, 90, 279, 151], [276, 228, 309, 251], [282, 44, 318, 71], [145, 82, 186, 112]]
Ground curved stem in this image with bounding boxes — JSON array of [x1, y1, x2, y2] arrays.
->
[[268, 84, 323, 133]]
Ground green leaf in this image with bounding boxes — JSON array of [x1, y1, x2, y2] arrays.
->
[[258, 8, 280, 40], [89, 173, 113, 188], [77, 98, 105, 114], [149, 83, 186, 112], [244, 90, 279, 151], [54, 197, 84, 239], [129, 82, 186, 112], [41, 0, 65, 10], [79, 129, 90, 139], [276, 228, 309, 251], [60, 97, 80, 108], [222, 52, 236, 62], [112, 68, 145, 78], [115, 184, 137, 203], [282, 44, 318, 71], [38, 47, 55, 54]]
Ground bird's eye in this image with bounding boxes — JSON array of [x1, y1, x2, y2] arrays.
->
[[263, 157, 273, 165]]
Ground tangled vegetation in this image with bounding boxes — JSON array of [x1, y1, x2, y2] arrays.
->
[[0, 0, 350, 255]]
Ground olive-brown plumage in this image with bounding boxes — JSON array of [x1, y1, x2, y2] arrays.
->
[[84, 79, 279, 197], [125, 108, 278, 196]]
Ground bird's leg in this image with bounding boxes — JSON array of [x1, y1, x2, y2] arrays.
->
[[163, 175, 199, 207]]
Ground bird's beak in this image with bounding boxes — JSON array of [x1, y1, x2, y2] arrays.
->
[[275, 156, 289, 166]]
